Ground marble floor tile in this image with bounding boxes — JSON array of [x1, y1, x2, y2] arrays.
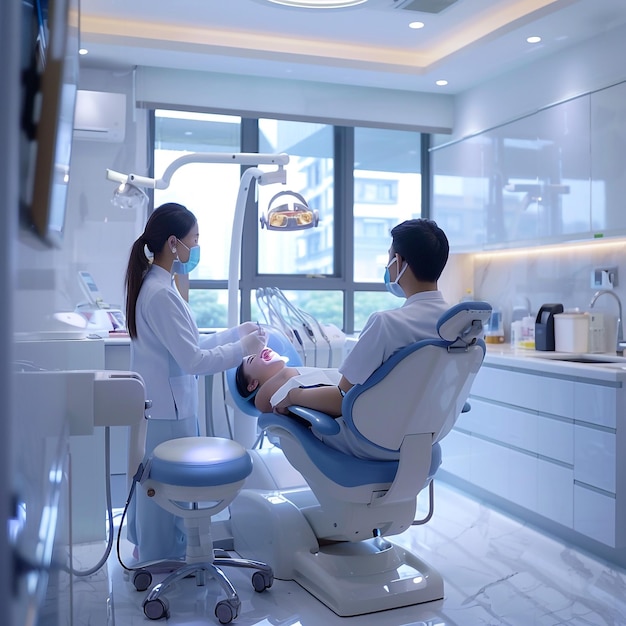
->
[[75, 481, 626, 626]]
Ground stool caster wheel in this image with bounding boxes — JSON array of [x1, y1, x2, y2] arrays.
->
[[133, 569, 152, 592], [215, 598, 240, 624], [252, 570, 273, 592], [144, 596, 169, 620]]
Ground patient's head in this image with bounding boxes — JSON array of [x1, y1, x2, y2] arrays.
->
[[234, 347, 287, 399], [391, 218, 449, 282]]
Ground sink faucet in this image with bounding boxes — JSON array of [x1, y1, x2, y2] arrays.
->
[[589, 289, 626, 355]]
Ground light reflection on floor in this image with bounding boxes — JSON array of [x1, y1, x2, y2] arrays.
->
[[73, 481, 626, 626]]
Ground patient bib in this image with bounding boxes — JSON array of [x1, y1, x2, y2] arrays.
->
[[270, 367, 341, 408]]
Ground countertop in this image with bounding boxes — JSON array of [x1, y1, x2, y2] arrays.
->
[[485, 344, 626, 383]]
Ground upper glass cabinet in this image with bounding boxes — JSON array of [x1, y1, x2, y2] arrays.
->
[[591, 81, 626, 235], [432, 92, 597, 250]]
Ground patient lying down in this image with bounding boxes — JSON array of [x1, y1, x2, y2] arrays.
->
[[234, 347, 401, 461], [234, 347, 346, 416]]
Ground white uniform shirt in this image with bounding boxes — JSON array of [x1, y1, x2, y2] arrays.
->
[[339, 290, 449, 386], [131, 265, 245, 420], [320, 290, 449, 459]]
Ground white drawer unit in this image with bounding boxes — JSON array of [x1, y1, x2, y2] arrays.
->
[[440, 350, 626, 553]]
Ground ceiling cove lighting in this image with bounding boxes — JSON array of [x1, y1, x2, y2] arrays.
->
[[265, 0, 368, 7]]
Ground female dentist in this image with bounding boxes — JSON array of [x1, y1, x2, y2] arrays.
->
[[124, 202, 266, 562]]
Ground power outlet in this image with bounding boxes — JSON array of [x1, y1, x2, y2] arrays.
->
[[591, 267, 618, 289]]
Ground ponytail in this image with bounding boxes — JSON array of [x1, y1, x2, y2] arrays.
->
[[125, 236, 150, 338]]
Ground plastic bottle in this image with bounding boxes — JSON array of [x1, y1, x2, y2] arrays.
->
[[510, 320, 522, 348], [485, 308, 505, 344]]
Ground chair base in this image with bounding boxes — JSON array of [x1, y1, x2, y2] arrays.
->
[[294, 538, 444, 616], [230, 488, 443, 617]]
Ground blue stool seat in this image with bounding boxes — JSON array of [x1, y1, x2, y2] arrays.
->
[[150, 437, 253, 487]]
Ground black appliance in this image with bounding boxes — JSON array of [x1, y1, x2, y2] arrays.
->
[[535, 303, 564, 351]]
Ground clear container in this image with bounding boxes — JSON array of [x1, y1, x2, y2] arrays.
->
[[587, 312, 606, 353], [485, 309, 504, 344]]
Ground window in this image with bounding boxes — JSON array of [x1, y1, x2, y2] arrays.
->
[[152, 112, 424, 333], [257, 119, 334, 276], [353, 127, 422, 284], [153, 111, 242, 282]]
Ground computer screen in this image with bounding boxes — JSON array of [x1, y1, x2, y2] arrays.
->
[[20, 0, 80, 248]]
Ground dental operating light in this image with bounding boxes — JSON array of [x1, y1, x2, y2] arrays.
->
[[111, 182, 149, 211], [106, 152, 318, 327]]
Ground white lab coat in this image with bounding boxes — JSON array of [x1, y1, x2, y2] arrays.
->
[[127, 264, 246, 561], [132, 264, 245, 421]]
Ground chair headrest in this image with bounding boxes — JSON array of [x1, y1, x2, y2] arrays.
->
[[437, 301, 492, 347], [225, 324, 303, 416]]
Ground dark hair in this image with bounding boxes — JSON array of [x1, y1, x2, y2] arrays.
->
[[234, 362, 256, 401], [390, 218, 449, 282], [125, 203, 197, 338]]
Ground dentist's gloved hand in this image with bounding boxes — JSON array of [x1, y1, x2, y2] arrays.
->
[[240, 329, 266, 356], [237, 321, 260, 338]]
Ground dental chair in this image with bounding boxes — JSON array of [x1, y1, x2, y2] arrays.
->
[[125, 432, 274, 623], [228, 301, 492, 616]]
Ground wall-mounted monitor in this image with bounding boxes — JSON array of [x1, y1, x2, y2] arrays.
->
[[20, 0, 80, 248]]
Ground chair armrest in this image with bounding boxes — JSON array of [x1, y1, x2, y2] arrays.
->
[[287, 406, 341, 436]]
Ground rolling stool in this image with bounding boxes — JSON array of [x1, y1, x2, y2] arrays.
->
[[133, 437, 273, 624]]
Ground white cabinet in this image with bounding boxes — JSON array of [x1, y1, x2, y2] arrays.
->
[[432, 80, 626, 250], [441, 355, 625, 551]]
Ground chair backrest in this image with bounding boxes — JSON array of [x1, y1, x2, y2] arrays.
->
[[342, 301, 492, 456], [225, 324, 303, 417]]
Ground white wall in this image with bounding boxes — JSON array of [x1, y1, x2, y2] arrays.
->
[[450, 22, 626, 142]]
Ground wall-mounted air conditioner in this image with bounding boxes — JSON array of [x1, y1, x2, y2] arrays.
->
[[73, 90, 126, 143]]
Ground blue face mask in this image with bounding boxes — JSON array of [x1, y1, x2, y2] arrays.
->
[[384, 257, 407, 298], [172, 239, 201, 275]]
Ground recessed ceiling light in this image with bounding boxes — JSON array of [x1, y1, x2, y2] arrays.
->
[[436, 80, 448, 86], [527, 36, 542, 44], [265, 0, 367, 7], [409, 21, 424, 29], [79, 48, 88, 55]]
